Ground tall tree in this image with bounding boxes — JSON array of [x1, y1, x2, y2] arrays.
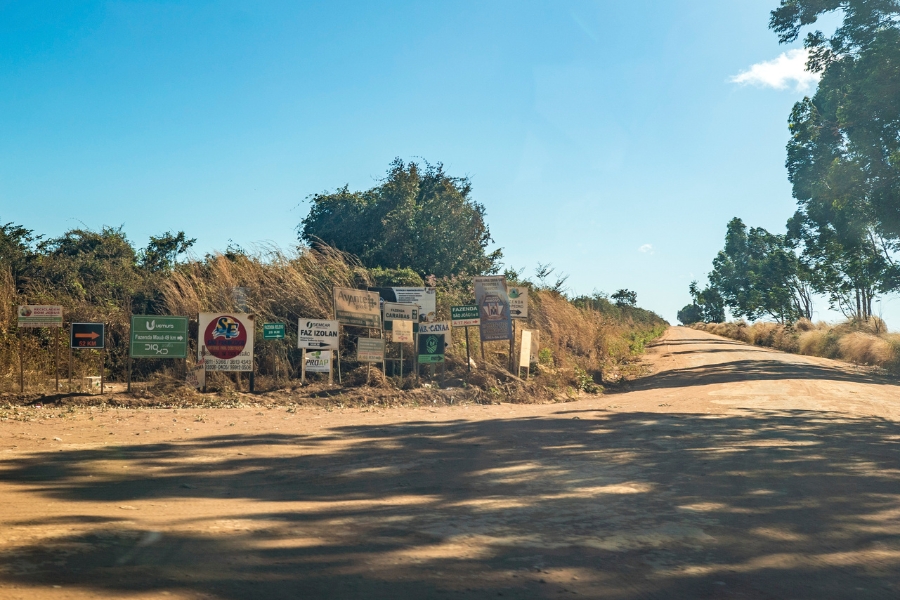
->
[[300, 159, 502, 277], [708, 218, 812, 322], [771, 0, 900, 317]]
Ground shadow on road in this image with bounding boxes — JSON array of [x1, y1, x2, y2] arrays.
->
[[2, 408, 900, 598]]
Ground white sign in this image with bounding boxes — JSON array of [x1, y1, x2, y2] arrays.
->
[[418, 321, 451, 345], [187, 362, 206, 389], [198, 313, 255, 372], [392, 319, 414, 343], [383, 302, 418, 322], [18, 305, 63, 328], [519, 330, 533, 368], [371, 287, 437, 322], [305, 350, 332, 373], [333, 287, 381, 328], [508, 286, 528, 319], [298, 319, 339, 350]]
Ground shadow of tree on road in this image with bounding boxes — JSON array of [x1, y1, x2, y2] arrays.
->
[[3, 408, 900, 598]]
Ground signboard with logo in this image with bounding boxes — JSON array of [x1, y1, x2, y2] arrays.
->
[[18, 305, 63, 328], [198, 313, 255, 372], [334, 287, 381, 328], [370, 287, 436, 322], [392, 319, 413, 343], [417, 333, 446, 363], [383, 302, 418, 322], [305, 350, 332, 373], [451, 305, 480, 327], [71, 323, 105, 349], [298, 319, 339, 350], [508, 286, 529, 319], [357, 338, 385, 363], [417, 321, 451, 344], [130, 316, 188, 358], [474, 276, 512, 342], [263, 323, 286, 340]]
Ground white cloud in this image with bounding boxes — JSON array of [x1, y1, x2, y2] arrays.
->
[[731, 49, 819, 92], [639, 243, 654, 254]]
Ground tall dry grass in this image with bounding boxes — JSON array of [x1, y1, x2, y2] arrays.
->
[[3, 243, 667, 398], [692, 318, 900, 371]]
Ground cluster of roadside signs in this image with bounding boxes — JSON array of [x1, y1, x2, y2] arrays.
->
[[16, 277, 537, 391]]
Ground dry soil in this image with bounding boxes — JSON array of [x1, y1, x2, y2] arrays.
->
[[2, 326, 900, 599]]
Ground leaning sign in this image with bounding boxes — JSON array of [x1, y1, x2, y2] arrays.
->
[[198, 313, 255, 372], [130, 316, 188, 358], [474, 276, 512, 341], [451, 305, 480, 327], [370, 287, 436, 322], [18, 305, 63, 328], [298, 319, 339, 350], [334, 287, 381, 328]]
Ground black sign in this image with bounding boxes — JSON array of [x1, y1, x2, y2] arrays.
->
[[71, 323, 105, 349]]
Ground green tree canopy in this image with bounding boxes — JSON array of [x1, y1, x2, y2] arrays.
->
[[299, 158, 502, 277], [709, 218, 813, 323]]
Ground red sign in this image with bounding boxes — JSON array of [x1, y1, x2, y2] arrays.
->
[[202, 315, 248, 360]]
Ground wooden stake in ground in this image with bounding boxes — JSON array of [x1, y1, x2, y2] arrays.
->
[[301, 348, 307, 384], [18, 329, 24, 393], [100, 343, 105, 395], [54, 327, 59, 392], [464, 326, 471, 374]]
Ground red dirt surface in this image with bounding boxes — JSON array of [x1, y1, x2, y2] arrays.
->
[[2, 326, 900, 599]]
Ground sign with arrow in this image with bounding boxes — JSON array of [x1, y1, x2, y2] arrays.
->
[[71, 323, 105, 349], [508, 286, 528, 319], [263, 323, 286, 340], [130, 316, 188, 358], [298, 319, 339, 350]]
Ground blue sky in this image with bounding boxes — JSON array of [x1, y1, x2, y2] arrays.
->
[[3, 1, 880, 324]]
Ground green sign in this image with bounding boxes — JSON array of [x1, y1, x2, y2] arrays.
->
[[451, 305, 480, 326], [417, 333, 445, 363], [130, 316, 188, 358], [263, 323, 286, 340]]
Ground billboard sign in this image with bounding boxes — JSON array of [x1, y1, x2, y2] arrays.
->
[[474, 276, 512, 342], [357, 338, 385, 363], [71, 323, 105, 349], [417, 333, 446, 363], [334, 287, 381, 328], [370, 287, 436, 322], [305, 350, 332, 373], [508, 286, 529, 319], [130, 316, 188, 358], [451, 305, 480, 327], [198, 313, 255, 372], [18, 305, 63, 328], [297, 319, 339, 350]]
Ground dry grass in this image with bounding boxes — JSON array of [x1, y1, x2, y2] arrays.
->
[[693, 318, 900, 371], [2, 244, 667, 403]]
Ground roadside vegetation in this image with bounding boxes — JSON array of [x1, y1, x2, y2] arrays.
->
[[1, 161, 665, 405], [681, 1, 900, 373], [692, 318, 900, 373]]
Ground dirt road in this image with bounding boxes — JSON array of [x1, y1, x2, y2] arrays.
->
[[3, 326, 900, 599]]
